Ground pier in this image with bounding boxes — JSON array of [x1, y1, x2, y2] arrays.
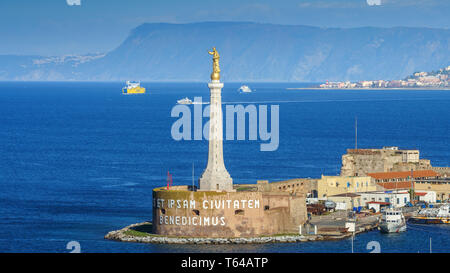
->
[[308, 210, 380, 237]]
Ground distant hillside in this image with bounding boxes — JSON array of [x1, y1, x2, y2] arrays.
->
[[1, 22, 450, 82], [405, 65, 450, 80], [0, 54, 104, 81]]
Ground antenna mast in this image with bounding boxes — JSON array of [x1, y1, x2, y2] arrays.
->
[[355, 116, 358, 150]]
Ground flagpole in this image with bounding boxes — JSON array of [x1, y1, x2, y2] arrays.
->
[[355, 116, 358, 150]]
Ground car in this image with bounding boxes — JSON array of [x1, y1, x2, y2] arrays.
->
[[324, 200, 336, 209], [416, 201, 427, 208]]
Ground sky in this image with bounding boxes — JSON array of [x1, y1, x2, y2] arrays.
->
[[0, 0, 449, 56]]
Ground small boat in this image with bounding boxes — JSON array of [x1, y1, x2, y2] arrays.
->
[[177, 97, 193, 104], [409, 204, 450, 224], [379, 208, 407, 233], [238, 85, 252, 93], [122, 81, 146, 94]]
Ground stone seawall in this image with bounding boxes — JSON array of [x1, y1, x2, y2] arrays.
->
[[105, 222, 379, 245]]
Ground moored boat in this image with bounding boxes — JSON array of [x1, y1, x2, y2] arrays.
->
[[409, 204, 450, 224], [379, 208, 407, 233]]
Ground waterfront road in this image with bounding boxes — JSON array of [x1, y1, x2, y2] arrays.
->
[[310, 211, 380, 229]]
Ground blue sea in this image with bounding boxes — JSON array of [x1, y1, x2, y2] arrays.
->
[[0, 82, 449, 253]]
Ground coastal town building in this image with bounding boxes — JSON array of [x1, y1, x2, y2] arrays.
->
[[327, 193, 361, 210], [375, 181, 412, 191], [327, 190, 414, 211], [328, 190, 412, 211], [414, 178, 450, 201], [305, 147, 447, 210], [415, 191, 437, 203], [368, 170, 441, 183], [360, 191, 410, 208], [318, 65, 450, 89], [367, 202, 390, 213], [317, 175, 376, 199], [367, 170, 448, 200], [373, 179, 444, 203]]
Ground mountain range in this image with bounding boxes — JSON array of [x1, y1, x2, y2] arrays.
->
[[1, 22, 449, 82]]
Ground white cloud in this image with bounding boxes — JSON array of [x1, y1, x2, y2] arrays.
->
[[367, 0, 382, 6], [66, 0, 81, 6]]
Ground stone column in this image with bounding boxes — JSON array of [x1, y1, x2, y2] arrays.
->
[[199, 80, 233, 191]]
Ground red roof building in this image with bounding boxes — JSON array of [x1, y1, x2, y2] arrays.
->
[[366, 201, 390, 205], [368, 170, 440, 183], [376, 181, 413, 190], [414, 192, 427, 197]]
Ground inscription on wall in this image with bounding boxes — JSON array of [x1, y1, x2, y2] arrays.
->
[[154, 198, 261, 227]]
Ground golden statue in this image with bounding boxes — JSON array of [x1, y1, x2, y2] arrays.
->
[[208, 47, 220, 81]]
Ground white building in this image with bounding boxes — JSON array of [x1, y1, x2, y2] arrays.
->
[[401, 150, 420, 163], [360, 191, 410, 208], [415, 191, 436, 203], [367, 202, 390, 213]]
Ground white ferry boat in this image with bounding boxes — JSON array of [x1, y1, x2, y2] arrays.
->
[[379, 208, 407, 233], [177, 97, 193, 104], [238, 85, 252, 93]]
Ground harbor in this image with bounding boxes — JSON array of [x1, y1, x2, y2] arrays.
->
[[2, 0, 450, 258], [105, 204, 450, 245], [105, 50, 449, 248], [1, 81, 450, 253], [105, 130, 449, 245], [104, 211, 380, 245]]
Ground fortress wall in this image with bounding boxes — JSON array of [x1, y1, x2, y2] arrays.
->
[[341, 153, 388, 176], [257, 178, 313, 194], [392, 161, 432, 172], [433, 167, 450, 177], [340, 149, 432, 176], [152, 186, 306, 237]]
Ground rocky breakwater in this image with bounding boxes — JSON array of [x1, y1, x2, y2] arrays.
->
[[105, 222, 327, 245], [105, 221, 380, 245]]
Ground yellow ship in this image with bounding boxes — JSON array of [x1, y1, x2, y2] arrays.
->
[[122, 81, 146, 94]]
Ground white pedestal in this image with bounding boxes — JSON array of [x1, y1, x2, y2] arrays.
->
[[199, 80, 233, 191]]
